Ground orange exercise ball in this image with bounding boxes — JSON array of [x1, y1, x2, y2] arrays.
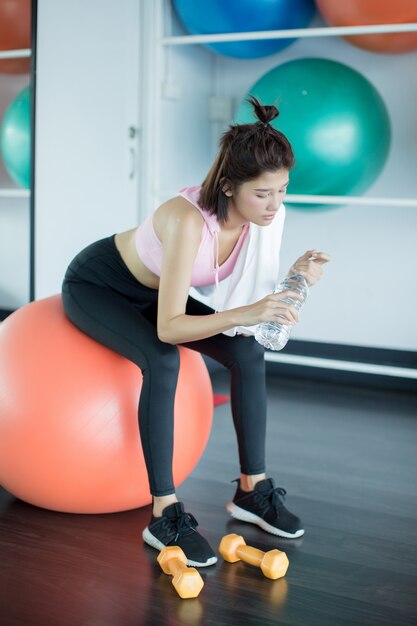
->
[[0, 0, 31, 74], [316, 0, 417, 53], [0, 295, 213, 514]]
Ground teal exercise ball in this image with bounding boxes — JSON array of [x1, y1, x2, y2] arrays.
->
[[0, 86, 31, 188], [236, 58, 391, 210], [173, 0, 315, 59]]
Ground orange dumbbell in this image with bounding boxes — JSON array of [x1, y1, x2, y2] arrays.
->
[[219, 533, 289, 580], [157, 546, 204, 599]]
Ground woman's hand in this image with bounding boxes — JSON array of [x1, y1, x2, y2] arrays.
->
[[287, 250, 332, 286], [236, 290, 303, 328]]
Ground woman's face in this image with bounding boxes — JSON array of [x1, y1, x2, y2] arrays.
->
[[225, 169, 290, 227]]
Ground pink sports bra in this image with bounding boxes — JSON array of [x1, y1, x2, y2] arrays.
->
[[134, 185, 249, 294]]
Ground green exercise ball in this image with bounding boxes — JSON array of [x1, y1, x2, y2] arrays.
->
[[236, 58, 391, 210], [1, 86, 31, 188]]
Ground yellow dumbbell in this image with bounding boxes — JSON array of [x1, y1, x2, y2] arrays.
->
[[219, 533, 289, 580], [157, 546, 204, 599]]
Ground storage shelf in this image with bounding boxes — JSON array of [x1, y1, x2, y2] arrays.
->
[[285, 194, 417, 208], [0, 49, 31, 60], [0, 189, 30, 198], [156, 191, 417, 208], [0, 48, 32, 60], [162, 22, 417, 45]]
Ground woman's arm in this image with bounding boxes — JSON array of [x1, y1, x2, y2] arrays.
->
[[156, 200, 302, 345], [156, 202, 240, 343]]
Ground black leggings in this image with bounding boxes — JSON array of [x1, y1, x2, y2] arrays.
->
[[61, 235, 267, 496]]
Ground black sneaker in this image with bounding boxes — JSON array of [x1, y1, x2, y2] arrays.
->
[[142, 501, 217, 567], [226, 477, 305, 539]]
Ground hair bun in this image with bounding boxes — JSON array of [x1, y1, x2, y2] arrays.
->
[[246, 95, 279, 125]]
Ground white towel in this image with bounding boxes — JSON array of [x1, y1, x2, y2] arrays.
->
[[189, 204, 286, 336]]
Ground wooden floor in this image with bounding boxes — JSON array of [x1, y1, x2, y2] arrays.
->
[[1, 371, 416, 626]]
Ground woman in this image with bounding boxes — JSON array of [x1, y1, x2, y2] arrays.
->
[[62, 96, 331, 568]]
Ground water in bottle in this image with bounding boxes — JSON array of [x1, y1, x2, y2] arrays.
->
[[255, 274, 309, 351]]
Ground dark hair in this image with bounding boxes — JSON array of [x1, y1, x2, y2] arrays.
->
[[199, 95, 295, 224]]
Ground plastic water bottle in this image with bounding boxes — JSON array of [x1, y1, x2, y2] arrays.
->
[[255, 274, 309, 351]]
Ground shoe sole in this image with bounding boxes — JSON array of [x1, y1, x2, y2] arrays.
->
[[226, 502, 305, 539], [142, 527, 218, 567]]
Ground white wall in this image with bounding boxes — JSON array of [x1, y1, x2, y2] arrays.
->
[[158, 43, 213, 198], [155, 7, 417, 352], [34, 0, 140, 299]]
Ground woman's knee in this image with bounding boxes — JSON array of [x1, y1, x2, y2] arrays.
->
[[227, 336, 266, 373], [145, 342, 180, 378]]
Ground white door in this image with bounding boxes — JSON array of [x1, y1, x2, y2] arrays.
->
[[34, 0, 140, 299]]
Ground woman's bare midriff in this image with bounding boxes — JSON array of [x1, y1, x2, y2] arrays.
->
[[114, 228, 160, 290]]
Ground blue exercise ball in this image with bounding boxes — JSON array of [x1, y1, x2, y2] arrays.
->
[[173, 0, 316, 58], [236, 58, 391, 210]]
